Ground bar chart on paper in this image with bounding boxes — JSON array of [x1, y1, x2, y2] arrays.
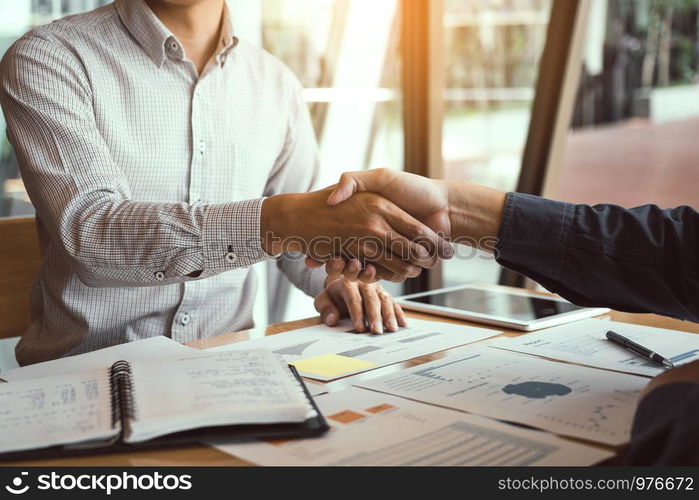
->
[[356, 347, 647, 445], [210, 388, 612, 466], [206, 318, 500, 380]]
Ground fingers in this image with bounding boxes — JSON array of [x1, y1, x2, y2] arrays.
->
[[377, 285, 398, 332], [358, 264, 377, 283], [359, 283, 384, 334], [343, 259, 363, 281], [385, 230, 439, 270], [340, 280, 366, 332], [313, 289, 340, 327], [305, 256, 324, 269], [394, 301, 408, 327], [324, 278, 405, 335], [324, 257, 347, 281], [383, 202, 453, 261], [346, 238, 423, 280]]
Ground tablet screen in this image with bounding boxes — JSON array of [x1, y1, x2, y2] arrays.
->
[[407, 288, 583, 321]]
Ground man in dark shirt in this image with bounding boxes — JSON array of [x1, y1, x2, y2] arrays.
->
[[309, 168, 699, 465]]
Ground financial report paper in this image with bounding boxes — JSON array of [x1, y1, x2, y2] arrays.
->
[[206, 318, 500, 381], [209, 387, 613, 466], [1, 336, 195, 382], [356, 347, 647, 445], [488, 319, 699, 377]]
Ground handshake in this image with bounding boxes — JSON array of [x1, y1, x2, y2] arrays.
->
[[260, 169, 508, 282]]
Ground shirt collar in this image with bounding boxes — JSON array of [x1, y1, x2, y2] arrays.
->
[[115, 0, 172, 66], [211, 5, 238, 68], [114, 0, 239, 68]]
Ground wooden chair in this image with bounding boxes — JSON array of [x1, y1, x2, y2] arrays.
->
[[0, 217, 41, 339]]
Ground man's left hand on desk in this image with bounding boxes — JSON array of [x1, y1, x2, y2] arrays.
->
[[313, 276, 407, 335]]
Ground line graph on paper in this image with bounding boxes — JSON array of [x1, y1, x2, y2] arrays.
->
[[587, 390, 639, 429]]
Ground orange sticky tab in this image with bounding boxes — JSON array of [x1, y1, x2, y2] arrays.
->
[[365, 403, 396, 414], [327, 410, 366, 424]]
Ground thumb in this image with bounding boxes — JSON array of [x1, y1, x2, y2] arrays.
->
[[327, 172, 360, 206]]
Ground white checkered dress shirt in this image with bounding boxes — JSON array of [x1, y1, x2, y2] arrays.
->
[[0, 0, 327, 365]]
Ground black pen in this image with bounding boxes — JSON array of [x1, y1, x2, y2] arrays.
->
[[606, 330, 675, 369]]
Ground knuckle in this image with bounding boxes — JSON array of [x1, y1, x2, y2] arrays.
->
[[408, 221, 423, 236], [368, 223, 385, 236], [366, 195, 385, 211]]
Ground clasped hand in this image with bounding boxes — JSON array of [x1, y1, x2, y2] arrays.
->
[[261, 187, 452, 282], [260, 182, 452, 333]]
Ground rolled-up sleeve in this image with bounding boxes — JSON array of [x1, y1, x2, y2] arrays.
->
[[495, 192, 699, 321], [0, 34, 271, 288]]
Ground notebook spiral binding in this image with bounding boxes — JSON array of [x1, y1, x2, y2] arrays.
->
[[109, 360, 136, 431]]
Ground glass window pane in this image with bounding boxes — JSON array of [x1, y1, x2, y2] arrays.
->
[[260, 0, 404, 320], [441, 0, 552, 287], [553, 0, 699, 208], [262, 0, 403, 187]]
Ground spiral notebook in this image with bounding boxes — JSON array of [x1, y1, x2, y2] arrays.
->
[[0, 349, 327, 460]]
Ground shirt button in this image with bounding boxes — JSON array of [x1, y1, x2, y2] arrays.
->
[[198, 141, 206, 153], [225, 252, 237, 264], [170, 41, 178, 51], [155, 271, 165, 281], [180, 313, 191, 326]]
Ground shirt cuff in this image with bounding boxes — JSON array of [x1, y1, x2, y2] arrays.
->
[[202, 199, 272, 270], [495, 192, 575, 283]]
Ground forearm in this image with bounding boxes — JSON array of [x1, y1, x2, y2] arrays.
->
[[260, 192, 310, 256], [445, 180, 507, 250], [55, 197, 270, 287]]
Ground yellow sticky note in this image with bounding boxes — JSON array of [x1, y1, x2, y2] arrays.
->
[[291, 354, 375, 378]]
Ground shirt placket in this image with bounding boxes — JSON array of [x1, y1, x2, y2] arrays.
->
[[170, 47, 210, 343]]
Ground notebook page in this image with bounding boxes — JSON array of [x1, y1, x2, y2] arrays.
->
[[0, 369, 117, 454], [126, 349, 315, 443]]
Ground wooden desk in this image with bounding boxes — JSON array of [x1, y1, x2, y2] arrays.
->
[[8, 308, 699, 466]]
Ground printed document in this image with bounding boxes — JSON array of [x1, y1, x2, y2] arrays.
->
[[356, 347, 647, 445], [210, 387, 613, 466]]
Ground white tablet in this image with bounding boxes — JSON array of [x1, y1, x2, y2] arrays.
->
[[397, 284, 610, 331]]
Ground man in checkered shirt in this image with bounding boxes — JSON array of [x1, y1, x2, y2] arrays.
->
[[0, 0, 444, 365]]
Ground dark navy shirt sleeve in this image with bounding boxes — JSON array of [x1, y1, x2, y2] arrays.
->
[[625, 383, 699, 465], [495, 192, 699, 323]]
